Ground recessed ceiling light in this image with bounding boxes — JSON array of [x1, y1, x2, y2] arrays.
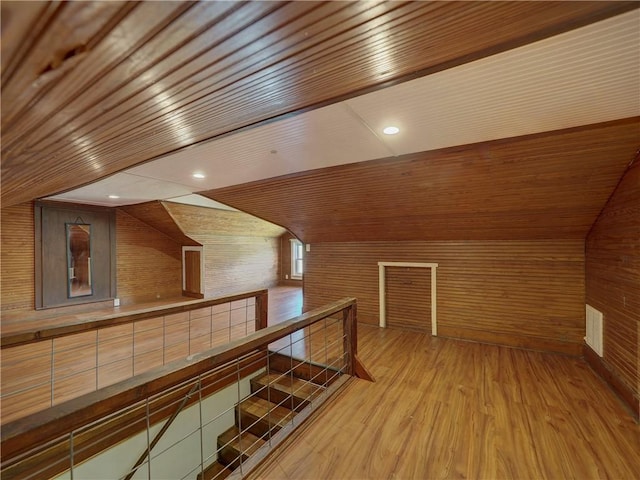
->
[[192, 172, 205, 179], [383, 126, 400, 135], [107, 195, 120, 199]]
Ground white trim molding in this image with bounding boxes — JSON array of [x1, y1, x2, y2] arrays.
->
[[290, 238, 304, 280], [378, 262, 439, 336]]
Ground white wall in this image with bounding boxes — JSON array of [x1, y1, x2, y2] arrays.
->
[[56, 370, 262, 480]]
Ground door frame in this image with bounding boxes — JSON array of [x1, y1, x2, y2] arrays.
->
[[378, 262, 439, 335]]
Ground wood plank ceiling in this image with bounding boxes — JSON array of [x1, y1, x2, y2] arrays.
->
[[202, 118, 639, 242], [1, 1, 637, 207]]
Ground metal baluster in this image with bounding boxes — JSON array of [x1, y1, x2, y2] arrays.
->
[[95, 330, 99, 391], [146, 397, 151, 480], [324, 317, 329, 388], [236, 357, 243, 474], [198, 377, 204, 480], [50, 339, 55, 408], [69, 431, 75, 480]]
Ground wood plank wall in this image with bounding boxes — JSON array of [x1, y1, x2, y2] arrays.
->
[[386, 266, 432, 333], [304, 240, 585, 355], [0, 202, 35, 312], [1, 201, 282, 318], [585, 159, 639, 411], [116, 210, 182, 305], [0, 204, 186, 314], [200, 236, 279, 299], [279, 233, 303, 287], [1, 298, 257, 424], [163, 203, 283, 299], [120, 201, 200, 246]]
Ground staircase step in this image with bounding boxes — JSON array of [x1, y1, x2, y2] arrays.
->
[[251, 372, 326, 410], [268, 351, 342, 386], [196, 461, 232, 480], [236, 396, 296, 438], [217, 426, 265, 471]]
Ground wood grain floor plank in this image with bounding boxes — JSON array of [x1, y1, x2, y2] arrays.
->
[[252, 325, 640, 480]]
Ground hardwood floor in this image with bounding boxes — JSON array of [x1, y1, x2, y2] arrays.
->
[[269, 286, 303, 324], [250, 325, 640, 480]]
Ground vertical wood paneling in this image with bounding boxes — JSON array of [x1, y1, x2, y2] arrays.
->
[[0, 202, 35, 312], [585, 159, 639, 412], [305, 240, 585, 355], [386, 266, 431, 333], [116, 210, 182, 304]]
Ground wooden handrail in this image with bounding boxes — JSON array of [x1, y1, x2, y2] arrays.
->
[[1, 297, 356, 462], [2, 289, 269, 348]]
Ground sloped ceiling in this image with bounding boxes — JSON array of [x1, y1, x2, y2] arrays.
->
[[1, 1, 637, 207], [201, 118, 639, 242], [162, 202, 286, 239], [119, 201, 201, 246]]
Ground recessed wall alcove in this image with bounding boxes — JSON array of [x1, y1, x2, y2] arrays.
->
[[35, 201, 116, 309]]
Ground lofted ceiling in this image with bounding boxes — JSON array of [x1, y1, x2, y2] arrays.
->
[[1, 1, 638, 205], [1, 1, 638, 209], [47, 7, 640, 210], [202, 118, 639, 242]]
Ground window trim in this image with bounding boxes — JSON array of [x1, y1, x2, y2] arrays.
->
[[290, 239, 303, 280]]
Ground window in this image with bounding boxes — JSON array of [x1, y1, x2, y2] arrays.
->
[[291, 239, 304, 279]]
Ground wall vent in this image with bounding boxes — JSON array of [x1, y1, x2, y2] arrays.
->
[[585, 304, 604, 357]]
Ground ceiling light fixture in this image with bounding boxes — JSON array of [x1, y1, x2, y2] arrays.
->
[[192, 172, 205, 179], [383, 126, 400, 135], [107, 195, 120, 199]]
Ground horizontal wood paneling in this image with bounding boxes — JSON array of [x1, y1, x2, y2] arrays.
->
[[201, 236, 279, 299], [585, 158, 639, 414], [162, 202, 283, 298], [1, 296, 258, 424], [0, 202, 35, 312], [1, 203, 183, 314], [205, 119, 639, 242], [164, 202, 285, 238], [116, 210, 182, 305], [2, 2, 636, 206], [304, 240, 585, 355], [120, 201, 200, 246], [386, 266, 431, 333]]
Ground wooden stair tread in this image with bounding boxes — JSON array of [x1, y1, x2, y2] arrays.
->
[[218, 426, 265, 456], [267, 351, 342, 386], [196, 461, 232, 480], [238, 396, 295, 425], [253, 372, 325, 400]]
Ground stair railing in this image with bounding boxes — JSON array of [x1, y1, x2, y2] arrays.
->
[[1, 297, 364, 480], [0, 289, 269, 426]]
